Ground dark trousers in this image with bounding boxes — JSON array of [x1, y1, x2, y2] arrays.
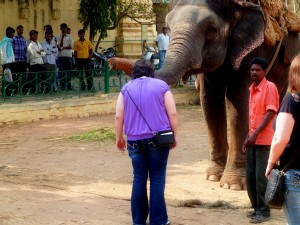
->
[[76, 58, 93, 91], [246, 145, 270, 216], [58, 57, 73, 90], [27, 64, 50, 93]]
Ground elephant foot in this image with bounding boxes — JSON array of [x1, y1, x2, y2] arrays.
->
[[219, 167, 246, 191], [205, 161, 225, 182]]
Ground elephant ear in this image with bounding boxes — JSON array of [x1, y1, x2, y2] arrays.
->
[[229, 1, 265, 70]]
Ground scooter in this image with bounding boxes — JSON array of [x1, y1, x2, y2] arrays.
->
[[142, 42, 159, 69]]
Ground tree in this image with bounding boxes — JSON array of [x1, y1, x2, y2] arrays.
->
[[78, 0, 163, 51]]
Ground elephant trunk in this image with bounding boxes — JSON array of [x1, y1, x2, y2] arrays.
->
[[155, 22, 203, 83]]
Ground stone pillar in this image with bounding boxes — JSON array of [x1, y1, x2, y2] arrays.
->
[[116, 18, 157, 59]]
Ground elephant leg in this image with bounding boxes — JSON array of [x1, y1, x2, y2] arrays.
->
[[199, 74, 228, 182], [220, 77, 249, 190]]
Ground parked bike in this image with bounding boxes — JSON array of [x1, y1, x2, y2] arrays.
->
[[90, 45, 118, 76]]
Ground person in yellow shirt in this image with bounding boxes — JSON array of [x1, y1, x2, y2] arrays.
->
[[74, 29, 93, 91]]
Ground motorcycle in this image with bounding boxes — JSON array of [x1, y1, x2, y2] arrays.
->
[[142, 42, 159, 69], [91, 45, 118, 76]]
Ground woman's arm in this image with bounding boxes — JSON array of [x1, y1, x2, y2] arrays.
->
[[164, 90, 178, 149], [265, 112, 294, 177], [115, 93, 126, 152]]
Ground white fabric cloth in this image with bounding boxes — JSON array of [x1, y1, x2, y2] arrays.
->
[[0, 41, 15, 65], [156, 33, 170, 51], [27, 41, 45, 65], [56, 34, 73, 58], [41, 40, 58, 65]]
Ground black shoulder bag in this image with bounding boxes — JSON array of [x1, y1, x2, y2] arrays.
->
[[265, 144, 300, 208], [126, 90, 175, 147]]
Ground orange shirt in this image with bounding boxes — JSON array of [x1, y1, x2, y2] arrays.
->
[[249, 78, 279, 145], [73, 39, 93, 59]]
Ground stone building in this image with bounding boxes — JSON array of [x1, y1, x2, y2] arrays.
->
[[0, 0, 169, 59]]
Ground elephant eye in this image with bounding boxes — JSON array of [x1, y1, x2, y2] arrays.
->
[[206, 27, 218, 40]]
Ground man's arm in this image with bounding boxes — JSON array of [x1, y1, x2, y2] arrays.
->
[[244, 110, 276, 147]]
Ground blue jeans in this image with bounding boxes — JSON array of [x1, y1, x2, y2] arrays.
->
[[127, 138, 170, 225], [158, 50, 166, 69], [284, 170, 300, 225]]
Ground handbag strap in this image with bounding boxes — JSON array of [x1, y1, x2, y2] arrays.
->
[[126, 90, 155, 135]]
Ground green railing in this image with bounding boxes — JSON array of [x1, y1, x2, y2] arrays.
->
[[0, 62, 131, 104], [0, 62, 196, 104]]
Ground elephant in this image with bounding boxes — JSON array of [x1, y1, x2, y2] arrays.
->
[[154, 0, 300, 190]]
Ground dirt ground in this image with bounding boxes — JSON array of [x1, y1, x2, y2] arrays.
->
[[0, 105, 286, 225]]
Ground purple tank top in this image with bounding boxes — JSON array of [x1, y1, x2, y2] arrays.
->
[[121, 77, 171, 141]]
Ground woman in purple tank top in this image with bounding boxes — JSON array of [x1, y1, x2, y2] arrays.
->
[[115, 59, 177, 225]]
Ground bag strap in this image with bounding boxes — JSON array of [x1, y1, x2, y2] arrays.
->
[[126, 90, 155, 135]]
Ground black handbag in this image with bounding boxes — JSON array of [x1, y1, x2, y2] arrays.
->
[[126, 90, 175, 147], [153, 130, 175, 147], [265, 168, 285, 208], [265, 144, 300, 208]]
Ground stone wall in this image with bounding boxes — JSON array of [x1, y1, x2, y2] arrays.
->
[[0, 87, 199, 126], [0, 0, 80, 39]]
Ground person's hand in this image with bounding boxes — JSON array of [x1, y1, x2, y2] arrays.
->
[[116, 137, 126, 152], [170, 140, 177, 149], [265, 162, 277, 178], [246, 132, 258, 147], [242, 135, 249, 153], [170, 136, 177, 150]]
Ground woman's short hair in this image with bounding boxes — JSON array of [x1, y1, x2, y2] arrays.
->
[[289, 54, 300, 92], [132, 59, 154, 79]]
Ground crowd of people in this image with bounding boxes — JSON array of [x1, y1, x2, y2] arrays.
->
[[0, 23, 94, 95]]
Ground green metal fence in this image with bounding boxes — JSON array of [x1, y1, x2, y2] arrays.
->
[[0, 62, 196, 104], [0, 62, 131, 104]]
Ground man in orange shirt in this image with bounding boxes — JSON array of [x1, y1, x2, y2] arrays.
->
[[74, 29, 93, 91], [243, 57, 279, 223]]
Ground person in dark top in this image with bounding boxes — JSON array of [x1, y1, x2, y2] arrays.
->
[[266, 54, 300, 225]]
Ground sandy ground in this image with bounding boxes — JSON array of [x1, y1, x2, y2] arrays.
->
[[0, 105, 286, 225]]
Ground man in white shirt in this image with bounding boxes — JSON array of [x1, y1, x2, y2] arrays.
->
[[41, 33, 58, 67], [27, 30, 45, 67], [156, 27, 170, 69], [42, 33, 58, 91], [27, 30, 51, 93], [56, 23, 74, 91]]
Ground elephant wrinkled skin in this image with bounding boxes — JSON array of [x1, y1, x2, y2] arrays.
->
[[155, 0, 300, 190]]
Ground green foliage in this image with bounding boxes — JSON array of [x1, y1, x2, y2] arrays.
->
[[67, 128, 116, 142], [78, 0, 155, 43], [78, 0, 118, 41]]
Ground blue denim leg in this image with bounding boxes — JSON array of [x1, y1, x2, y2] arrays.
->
[[128, 140, 149, 225], [283, 170, 300, 225], [127, 138, 170, 225], [148, 141, 169, 225], [158, 50, 166, 69]]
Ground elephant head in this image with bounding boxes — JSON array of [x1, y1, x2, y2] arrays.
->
[[155, 0, 265, 83]]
